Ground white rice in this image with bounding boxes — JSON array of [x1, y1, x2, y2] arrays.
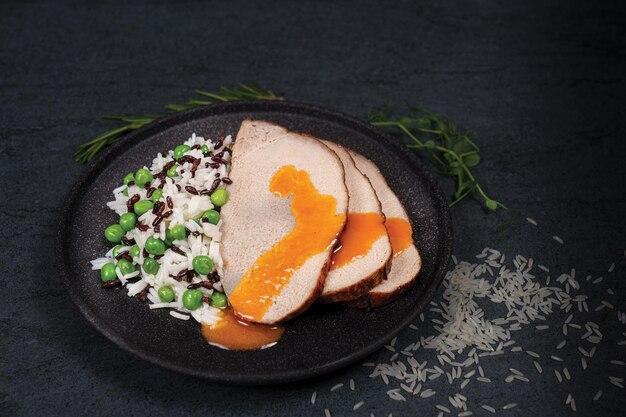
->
[[90, 133, 232, 326]]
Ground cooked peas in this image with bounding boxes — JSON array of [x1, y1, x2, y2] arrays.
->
[[100, 263, 117, 282], [166, 164, 179, 178], [117, 259, 135, 275], [192, 256, 213, 275], [130, 244, 140, 258], [202, 209, 220, 225], [210, 189, 229, 207], [168, 224, 186, 241], [123, 173, 135, 185], [119, 212, 137, 231], [142, 258, 160, 275], [104, 224, 125, 243], [158, 285, 175, 302], [174, 144, 191, 159], [200, 144, 209, 154], [122, 188, 129, 197], [133, 200, 154, 216], [151, 189, 163, 202], [134, 168, 153, 187], [164, 229, 174, 246], [210, 291, 227, 308], [112, 245, 124, 257], [145, 237, 166, 255], [182, 289, 203, 310]]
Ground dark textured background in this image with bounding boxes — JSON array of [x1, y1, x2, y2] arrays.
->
[[1, 1, 625, 416]]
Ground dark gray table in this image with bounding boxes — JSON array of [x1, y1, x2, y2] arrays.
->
[[1, 1, 625, 416]]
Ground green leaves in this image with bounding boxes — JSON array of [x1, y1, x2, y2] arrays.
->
[[369, 109, 505, 211], [74, 84, 281, 163]]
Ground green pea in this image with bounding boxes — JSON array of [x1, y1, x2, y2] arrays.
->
[[117, 259, 135, 275], [202, 209, 220, 225], [122, 187, 129, 197], [130, 244, 140, 258], [174, 144, 191, 159], [158, 285, 175, 302], [119, 212, 137, 231], [112, 245, 124, 257], [168, 224, 186, 241], [100, 263, 117, 282], [200, 144, 209, 154], [145, 236, 166, 255], [166, 164, 179, 178], [142, 258, 160, 275], [123, 173, 135, 186], [192, 255, 213, 275], [210, 291, 228, 308], [182, 289, 203, 310], [151, 189, 163, 202], [104, 224, 125, 243], [134, 168, 153, 187], [133, 200, 154, 216], [164, 229, 174, 246], [210, 189, 229, 207]]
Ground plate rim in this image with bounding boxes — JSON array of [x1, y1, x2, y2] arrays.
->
[[56, 100, 453, 384]]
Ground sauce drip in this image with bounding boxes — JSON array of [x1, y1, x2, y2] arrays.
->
[[330, 212, 387, 269], [228, 165, 345, 321], [385, 217, 413, 255], [201, 308, 285, 350]]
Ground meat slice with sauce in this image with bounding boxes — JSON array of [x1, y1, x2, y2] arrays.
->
[[318, 140, 392, 302], [220, 120, 348, 325], [348, 150, 422, 308]]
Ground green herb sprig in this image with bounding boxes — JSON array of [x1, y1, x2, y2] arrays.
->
[[76, 84, 503, 211], [74, 84, 281, 163], [368, 109, 506, 211]]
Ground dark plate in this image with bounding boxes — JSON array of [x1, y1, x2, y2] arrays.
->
[[56, 100, 452, 385]]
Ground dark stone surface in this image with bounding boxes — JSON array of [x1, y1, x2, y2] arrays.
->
[[0, 0, 624, 416]]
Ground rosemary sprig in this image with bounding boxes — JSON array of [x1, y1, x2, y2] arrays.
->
[[74, 84, 281, 162], [368, 109, 506, 211]]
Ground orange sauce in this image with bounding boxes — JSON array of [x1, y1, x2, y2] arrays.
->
[[330, 212, 387, 269], [201, 308, 285, 350], [385, 217, 413, 255], [228, 165, 346, 321]]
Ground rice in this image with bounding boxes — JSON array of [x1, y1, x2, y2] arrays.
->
[[330, 383, 343, 392], [91, 133, 233, 326]]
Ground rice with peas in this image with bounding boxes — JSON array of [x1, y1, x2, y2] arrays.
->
[[90, 133, 233, 324]]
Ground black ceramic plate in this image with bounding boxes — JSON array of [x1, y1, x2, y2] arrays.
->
[[57, 101, 452, 384]]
